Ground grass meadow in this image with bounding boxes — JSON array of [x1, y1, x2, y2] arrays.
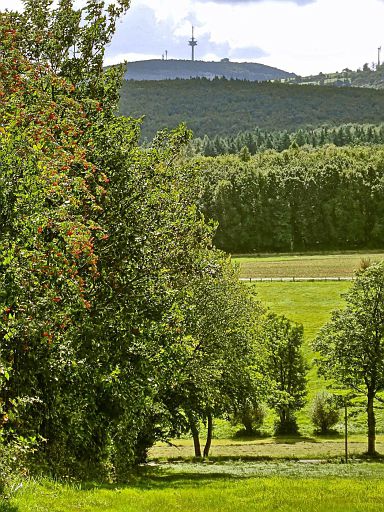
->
[[7, 462, 384, 512]]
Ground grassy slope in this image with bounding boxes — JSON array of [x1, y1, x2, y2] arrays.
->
[[254, 281, 352, 432], [10, 463, 384, 512]]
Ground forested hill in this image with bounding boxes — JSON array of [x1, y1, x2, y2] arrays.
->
[[119, 78, 384, 140], [123, 59, 296, 81]]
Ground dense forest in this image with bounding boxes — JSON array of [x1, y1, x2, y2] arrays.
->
[[119, 78, 384, 140], [195, 145, 384, 253], [188, 123, 384, 156]]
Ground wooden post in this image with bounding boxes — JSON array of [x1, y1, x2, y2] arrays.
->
[[344, 397, 348, 463]]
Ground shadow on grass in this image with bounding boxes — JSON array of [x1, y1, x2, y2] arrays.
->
[[272, 435, 318, 444], [75, 468, 243, 493], [313, 431, 344, 440], [31, 455, 384, 496], [151, 455, 275, 464], [0, 501, 19, 512], [232, 432, 270, 441]]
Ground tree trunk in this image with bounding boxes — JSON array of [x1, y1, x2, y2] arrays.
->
[[203, 411, 213, 458], [243, 416, 254, 436], [367, 389, 376, 456], [188, 413, 201, 458]]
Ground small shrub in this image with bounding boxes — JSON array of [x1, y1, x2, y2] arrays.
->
[[274, 414, 299, 435], [233, 402, 265, 436], [311, 391, 340, 434]]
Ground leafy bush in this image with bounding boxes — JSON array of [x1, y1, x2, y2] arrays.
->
[[232, 401, 265, 436], [311, 391, 340, 435], [274, 414, 299, 436]]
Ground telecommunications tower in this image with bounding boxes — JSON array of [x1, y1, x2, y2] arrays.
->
[[188, 26, 197, 61]]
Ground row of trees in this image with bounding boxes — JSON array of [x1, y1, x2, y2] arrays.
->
[[195, 146, 384, 253], [188, 124, 384, 157]]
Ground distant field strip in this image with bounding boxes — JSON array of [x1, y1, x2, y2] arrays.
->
[[234, 252, 384, 278], [240, 276, 353, 282]]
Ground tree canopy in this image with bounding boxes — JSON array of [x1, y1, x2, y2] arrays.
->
[[314, 262, 384, 455], [0, 2, 266, 481]]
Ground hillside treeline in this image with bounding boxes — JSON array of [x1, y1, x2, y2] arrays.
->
[[189, 124, 384, 157], [119, 78, 384, 140], [196, 145, 384, 253], [283, 63, 384, 89]]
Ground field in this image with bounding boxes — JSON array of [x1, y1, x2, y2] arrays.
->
[[150, 434, 384, 461], [233, 252, 384, 278], [7, 462, 384, 512]]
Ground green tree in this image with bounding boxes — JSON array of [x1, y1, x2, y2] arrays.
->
[[314, 262, 384, 455], [11, 0, 130, 110], [261, 313, 307, 434], [311, 391, 340, 435], [0, 4, 228, 478], [239, 145, 251, 162], [160, 257, 264, 458]]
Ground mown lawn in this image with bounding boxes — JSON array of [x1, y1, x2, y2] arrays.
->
[[233, 251, 384, 278], [150, 434, 384, 461], [7, 462, 384, 512]]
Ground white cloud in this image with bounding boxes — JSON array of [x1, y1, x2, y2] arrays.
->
[[0, 0, 23, 10]]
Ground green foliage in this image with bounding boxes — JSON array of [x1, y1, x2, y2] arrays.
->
[[155, 256, 265, 457], [311, 391, 340, 434], [189, 123, 384, 157], [313, 262, 384, 454], [195, 145, 384, 253], [238, 145, 251, 162], [232, 401, 266, 436], [260, 313, 307, 435], [119, 78, 384, 140], [1, 1, 275, 482], [11, 0, 130, 112]]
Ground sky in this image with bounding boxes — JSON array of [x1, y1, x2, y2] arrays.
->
[[2, 0, 384, 76]]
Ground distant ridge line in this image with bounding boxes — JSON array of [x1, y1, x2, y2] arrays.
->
[[123, 59, 296, 82]]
